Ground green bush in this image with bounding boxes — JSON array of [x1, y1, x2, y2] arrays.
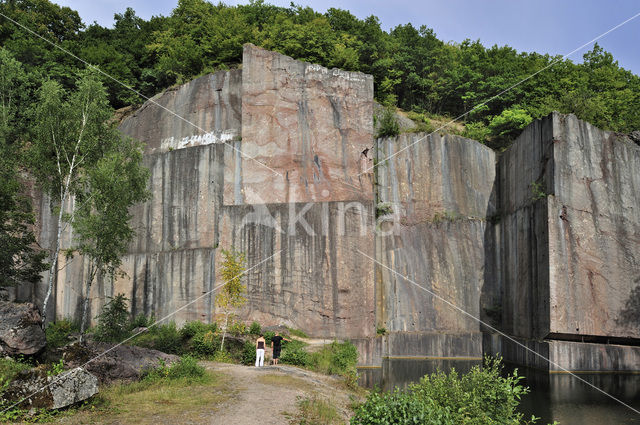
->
[[94, 293, 131, 342], [131, 322, 183, 354], [351, 389, 453, 425], [212, 350, 234, 363], [463, 121, 491, 143], [228, 321, 247, 336], [249, 321, 261, 335], [142, 355, 205, 383], [179, 320, 216, 339], [45, 318, 78, 348], [130, 313, 154, 329], [190, 330, 220, 357], [376, 106, 400, 138], [351, 356, 538, 425], [280, 339, 310, 366], [487, 107, 533, 150], [241, 341, 256, 365], [309, 341, 358, 375], [263, 330, 275, 344]]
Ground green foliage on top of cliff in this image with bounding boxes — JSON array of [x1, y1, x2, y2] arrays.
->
[[1, 0, 639, 142]]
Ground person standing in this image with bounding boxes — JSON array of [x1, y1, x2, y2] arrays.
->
[[271, 332, 289, 365], [255, 334, 266, 367]]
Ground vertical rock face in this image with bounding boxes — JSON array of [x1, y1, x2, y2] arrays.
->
[[226, 44, 374, 205], [46, 46, 375, 338], [119, 70, 242, 155], [218, 201, 375, 338], [373, 133, 496, 358], [491, 112, 640, 343]]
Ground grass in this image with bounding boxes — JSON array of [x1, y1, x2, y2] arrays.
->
[[296, 396, 342, 425], [52, 370, 230, 424], [0, 357, 31, 394], [288, 328, 310, 338]]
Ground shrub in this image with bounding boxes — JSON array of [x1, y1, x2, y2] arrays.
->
[[190, 330, 220, 357], [376, 106, 400, 138], [131, 322, 183, 354], [94, 293, 130, 342], [351, 389, 453, 425], [45, 318, 78, 348], [249, 321, 261, 335], [263, 330, 275, 344], [487, 107, 533, 150], [309, 341, 358, 375], [351, 356, 536, 425], [288, 328, 309, 338], [179, 320, 216, 339], [142, 355, 205, 383], [241, 341, 256, 365], [463, 121, 491, 143], [228, 321, 247, 336], [212, 350, 234, 363], [130, 313, 154, 329], [280, 340, 310, 367]]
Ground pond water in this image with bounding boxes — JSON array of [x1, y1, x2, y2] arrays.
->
[[358, 359, 640, 424]]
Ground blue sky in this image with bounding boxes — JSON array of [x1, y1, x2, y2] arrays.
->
[[53, 0, 640, 75]]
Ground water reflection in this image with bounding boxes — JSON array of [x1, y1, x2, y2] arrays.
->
[[358, 359, 640, 424]]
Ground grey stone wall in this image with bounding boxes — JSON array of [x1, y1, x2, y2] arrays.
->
[[492, 113, 640, 342], [372, 132, 496, 359]]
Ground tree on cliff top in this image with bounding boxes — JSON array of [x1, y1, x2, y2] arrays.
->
[[216, 249, 247, 351], [28, 70, 149, 324]]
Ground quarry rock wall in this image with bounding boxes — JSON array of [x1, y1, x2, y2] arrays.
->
[[30, 44, 640, 372]]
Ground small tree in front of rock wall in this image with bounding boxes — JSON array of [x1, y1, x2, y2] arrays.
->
[[215, 249, 246, 352]]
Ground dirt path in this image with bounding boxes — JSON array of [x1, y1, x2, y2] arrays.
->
[[204, 362, 357, 425]]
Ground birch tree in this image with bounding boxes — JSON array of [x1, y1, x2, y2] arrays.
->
[[216, 249, 247, 351], [29, 71, 147, 324], [72, 143, 149, 336]]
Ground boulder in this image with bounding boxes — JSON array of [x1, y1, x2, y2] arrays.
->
[[63, 341, 179, 384], [1, 366, 98, 410], [0, 301, 46, 356]]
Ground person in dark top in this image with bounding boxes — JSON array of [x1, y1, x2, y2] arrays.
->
[[255, 334, 266, 367], [270, 332, 289, 365]]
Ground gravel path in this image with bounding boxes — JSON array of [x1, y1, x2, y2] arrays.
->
[[204, 362, 356, 425]]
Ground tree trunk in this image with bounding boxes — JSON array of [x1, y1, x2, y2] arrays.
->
[[79, 262, 96, 341], [220, 313, 229, 351], [41, 199, 66, 326]]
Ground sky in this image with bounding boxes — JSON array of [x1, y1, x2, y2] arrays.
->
[[53, 0, 640, 76]]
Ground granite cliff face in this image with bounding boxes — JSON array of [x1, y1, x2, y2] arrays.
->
[[27, 45, 640, 372]]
